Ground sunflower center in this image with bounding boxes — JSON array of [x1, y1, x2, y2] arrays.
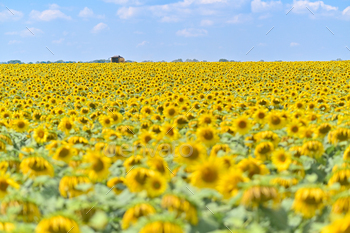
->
[[201, 167, 218, 183], [17, 121, 25, 129], [291, 126, 299, 133], [303, 196, 321, 205], [48, 224, 70, 233], [93, 159, 104, 172], [259, 145, 271, 154], [145, 109, 151, 114], [144, 135, 152, 143], [152, 180, 161, 189], [104, 119, 111, 124], [336, 132, 349, 141], [202, 130, 214, 140], [258, 112, 265, 119], [182, 146, 199, 159], [278, 154, 286, 162], [65, 122, 72, 130], [319, 125, 331, 134], [204, 117, 212, 124], [58, 148, 70, 158], [30, 161, 47, 172], [38, 131, 45, 138], [0, 180, 9, 191], [135, 172, 147, 185], [238, 120, 247, 129], [168, 109, 175, 116], [271, 116, 281, 125]]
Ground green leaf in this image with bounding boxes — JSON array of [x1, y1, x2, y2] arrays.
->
[[260, 206, 288, 231]]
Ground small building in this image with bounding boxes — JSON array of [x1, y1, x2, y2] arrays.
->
[[110, 55, 125, 63]]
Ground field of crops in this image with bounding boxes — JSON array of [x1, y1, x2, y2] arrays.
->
[[0, 61, 350, 233]]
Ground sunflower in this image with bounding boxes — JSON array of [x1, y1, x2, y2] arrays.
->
[[241, 184, 280, 209], [0, 174, 20, 198], [20, 156, 54, 178], [107, 177, 126, 195], [84, 150, 111, 182], [125, 167, 153, 193], [271, 149, 292, 172], [36, 214, 80, 233], [11, 119, 29, 133], [321, 214, 350, 233], [161, 194, 198, 225], [139, 220, 184, 233], [58, 117, 75, 135], [328, 166, 350, 191], [233, 116, 252, 135], [254, 141, 274, 161], [52, 145, 76, 163], [163, 106, 179, 119], [332, 192, 350, 214], [266, 112, 286, 130], [237, 157, 270, 179], [286, 121, 302, 138], [145, 172, 168, 198], [1, 198, 41, 223], [328, 128, 350, 145], [209, 144, 231, 157], [162, 123, 179, 139], [198, 113, 216, 126], [190, 157, 225, 190], [217, 169, 248, 199], [139, 131, 156, 145], [98, 115, 113, 128], [0, 221, 15, 232], [33, 126, 48, 144], [292, 187, 328, 218], [174, 142, 207, 167], [122, 203, 156, 229], [301, 140, 324, 159], [270, 176, 298, 197], [253, 108, 268, 124], [124, 155, 143, 171], [59, 175, 93, 198], [147, 157, 171, 180], [196, 126, 219, 147], [314, 123, 332, 139]]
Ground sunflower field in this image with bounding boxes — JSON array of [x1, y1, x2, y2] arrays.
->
[[0, 61, 350, 233]]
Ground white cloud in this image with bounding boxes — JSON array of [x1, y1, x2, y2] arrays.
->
[[227, 14, 252, 24], [200, 19, 213, 26], [291, 0, 338, 14], [290, 42, 299, 46], [5, 27, 43, 37], [342, 6, 350, 17], [176, 28, 208, 37], [79, 7, 104, 19], [0, 9, 24, 22], [30, 7, 71, 21], [251, 0, 282, 13], [91, 23, 109, 33], [137, 41, 148, 47], [53, 38, 65, 44], [197, 0, 227, 4], [117, 7, 139, 19], [8, 40, 22, 45]]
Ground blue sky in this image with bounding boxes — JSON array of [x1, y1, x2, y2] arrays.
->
[[1, 0, 350, 62]]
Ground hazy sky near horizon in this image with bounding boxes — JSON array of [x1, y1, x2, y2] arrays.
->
[[1, 0, 350, 62]]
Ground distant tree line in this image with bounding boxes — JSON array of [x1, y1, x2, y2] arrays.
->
[[2, 58, 345, 64]]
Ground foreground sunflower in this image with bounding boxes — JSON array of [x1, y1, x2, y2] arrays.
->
[[84, 150, 111, 182], [292, 186, 328, 218], [139, 219, 184, 233], [36, 214, 80, 233], [161, 194, 198, 225], [321, 214, 350, 233], [20, 156, 54, 178], [122, 203, 156, 229], [196, 126, 219, 147]]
